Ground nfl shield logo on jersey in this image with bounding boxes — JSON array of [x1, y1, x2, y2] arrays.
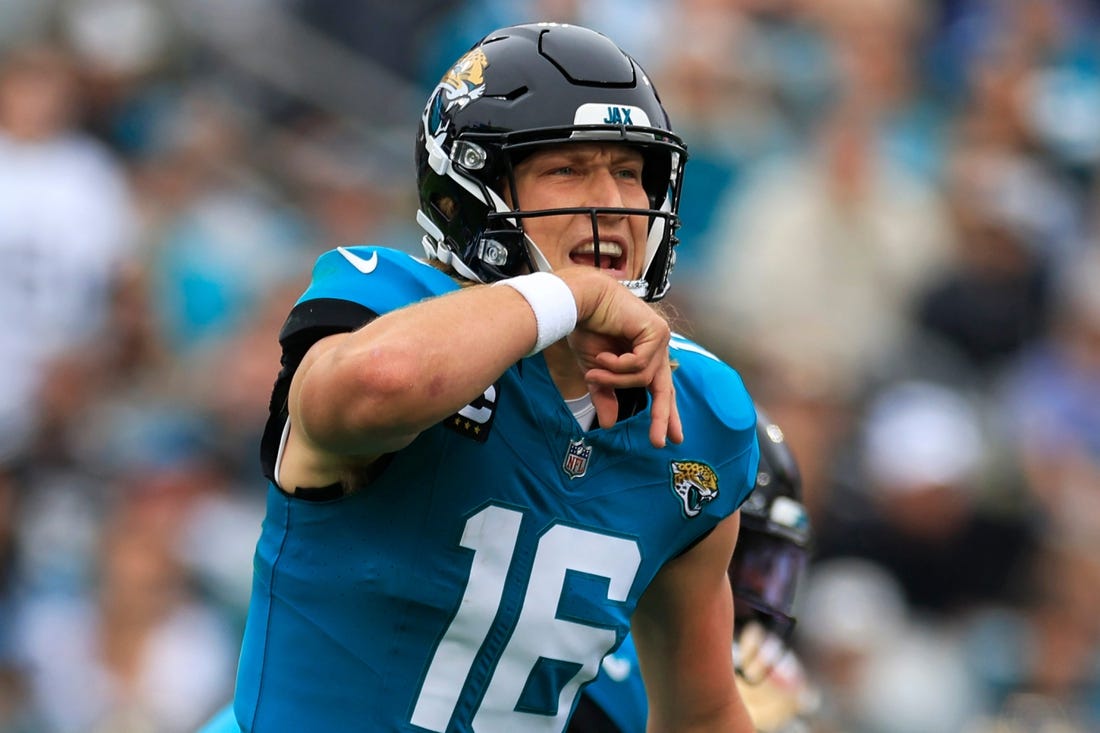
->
[[562, 437, 592, 479]]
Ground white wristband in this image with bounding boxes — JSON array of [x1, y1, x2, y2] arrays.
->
[[494, 272, 578, 356]]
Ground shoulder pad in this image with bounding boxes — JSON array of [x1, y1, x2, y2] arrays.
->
[[298, 246, 459, 314]]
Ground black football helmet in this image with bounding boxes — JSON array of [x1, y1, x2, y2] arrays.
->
[[728, 412, 813, 641], [415, 22, 688, 301]]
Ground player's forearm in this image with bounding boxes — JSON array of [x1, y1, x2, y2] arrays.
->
[[637, 515, 748, 732], [293, 282, 543, 454], [644, 668, 755, 733], [293, 267, 654, 456], [647, 697, 755, 733], [642, 691, 756, 730]]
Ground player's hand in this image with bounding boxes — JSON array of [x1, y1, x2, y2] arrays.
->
[[734, 620, 788, 685], [734, 648, 819, 733], [558, 268, 682, 449]]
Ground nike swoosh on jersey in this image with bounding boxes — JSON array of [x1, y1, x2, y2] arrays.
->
[[338, 246, 379, 274]]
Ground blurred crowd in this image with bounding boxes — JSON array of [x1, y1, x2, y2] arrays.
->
[[0, 1, 1098, 731]]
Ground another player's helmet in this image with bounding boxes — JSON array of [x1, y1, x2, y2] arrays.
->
[[415, 22, 688, 301], [728, 413, 813, 641]]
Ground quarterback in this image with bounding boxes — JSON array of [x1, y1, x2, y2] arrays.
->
[[201, 23, 759, 733]]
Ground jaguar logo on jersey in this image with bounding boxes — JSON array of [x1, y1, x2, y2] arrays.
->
[[562, 437, 593, 479], [444, 382, 498, 442], [670, 460, 719, 518], [427, 48, 489, 136]]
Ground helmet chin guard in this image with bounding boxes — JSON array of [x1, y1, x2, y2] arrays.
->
[[415, 23, 687, 301]]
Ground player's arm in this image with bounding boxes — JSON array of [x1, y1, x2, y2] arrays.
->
[[278, 265, 680, 488], [631, 512, 755, 733]]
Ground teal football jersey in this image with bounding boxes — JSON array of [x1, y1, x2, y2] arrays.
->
[[228, 247, 759, 732]]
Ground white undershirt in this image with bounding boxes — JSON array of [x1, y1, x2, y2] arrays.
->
[[565, 393, 597, 431]]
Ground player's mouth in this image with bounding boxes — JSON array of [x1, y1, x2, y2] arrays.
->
[[570, 241, 626, 274]]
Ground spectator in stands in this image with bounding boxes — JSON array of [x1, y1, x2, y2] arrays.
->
[[0, 43, 137, 460]]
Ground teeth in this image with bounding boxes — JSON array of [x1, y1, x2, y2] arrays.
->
[[573, 242, 623, 258]]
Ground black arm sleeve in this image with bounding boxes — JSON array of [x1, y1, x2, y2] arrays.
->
[[258, 298, 379, 484]]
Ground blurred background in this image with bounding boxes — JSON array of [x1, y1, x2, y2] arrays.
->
[[0, 0, 1098, 731]]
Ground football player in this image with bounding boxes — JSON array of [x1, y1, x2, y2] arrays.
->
[[201, 23, 759, 733]]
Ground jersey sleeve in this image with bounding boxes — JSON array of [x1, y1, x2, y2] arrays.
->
[[259, 247, 460, 483], [670, 334, 761, 513]]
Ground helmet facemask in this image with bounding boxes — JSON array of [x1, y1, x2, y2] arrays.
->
[[421, 125, 684, 300]]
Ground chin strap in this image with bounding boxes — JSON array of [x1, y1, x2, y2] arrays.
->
[[523, 233, 555, 276]]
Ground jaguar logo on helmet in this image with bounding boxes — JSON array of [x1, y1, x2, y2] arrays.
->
[[426, 48, 489, 137], [670, 460, 719, 518]]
